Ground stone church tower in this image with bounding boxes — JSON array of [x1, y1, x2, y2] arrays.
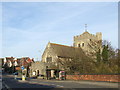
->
[[73, 31, 102, 57]]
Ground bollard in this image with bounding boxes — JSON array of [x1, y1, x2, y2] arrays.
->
[[22, 75, 25, 81]]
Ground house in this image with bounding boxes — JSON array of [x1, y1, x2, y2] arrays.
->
[[2, 57, 34, 74], [0, 58, 4, 71], [0, 58, 4, 67], [16, 57, 34, 68], [15, 57, 34, 77], [2, 57, 15, 73]]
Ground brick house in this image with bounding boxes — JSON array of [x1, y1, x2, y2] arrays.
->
[[2, 57, 34, 74]]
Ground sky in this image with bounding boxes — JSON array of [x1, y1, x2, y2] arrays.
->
[[1, 2, 118, 60]]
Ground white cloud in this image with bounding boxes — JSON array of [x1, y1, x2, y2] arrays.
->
[[2, 2, 118, 59]]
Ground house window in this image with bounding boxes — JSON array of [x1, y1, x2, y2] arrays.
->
[[82, 43, 84, 47], [46, 57, 52, 63], [78, 44, 80, 47]]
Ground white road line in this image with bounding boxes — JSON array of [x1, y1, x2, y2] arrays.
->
[[3, 81, 10, 89], [51, 84, 55, 85], [28, 81, 64, 88], [56, 85, 64, 87]]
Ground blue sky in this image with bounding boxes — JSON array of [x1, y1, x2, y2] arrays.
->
[[2, 2, 118, 60]]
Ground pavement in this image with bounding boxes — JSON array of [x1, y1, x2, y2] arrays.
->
[[2, 74, 119, 90]]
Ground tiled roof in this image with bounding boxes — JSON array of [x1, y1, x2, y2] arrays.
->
[[49, 43, 85, 58]]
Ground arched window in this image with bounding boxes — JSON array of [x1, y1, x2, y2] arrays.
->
[[46, 57, 52, 63], [78, 44, 80, 47], [82, 43, 84, 47]]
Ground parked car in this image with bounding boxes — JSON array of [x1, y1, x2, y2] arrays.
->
[[13, 72, 18, 75]]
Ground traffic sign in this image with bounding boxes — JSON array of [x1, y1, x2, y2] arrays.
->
[[21, 66, 24, 70]]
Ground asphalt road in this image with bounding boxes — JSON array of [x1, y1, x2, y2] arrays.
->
[[2, 75, 55, 89], [2, 74, 119, 90], [29, 79, 119, 88]]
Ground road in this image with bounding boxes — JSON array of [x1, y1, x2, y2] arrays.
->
[[2, 74, 119, 90], [2, 75, 55, 89]]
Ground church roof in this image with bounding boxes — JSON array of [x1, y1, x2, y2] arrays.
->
[[47, 43, 85, 58]]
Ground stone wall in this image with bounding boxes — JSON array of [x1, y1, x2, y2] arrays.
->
[[73, 32, 102, 59], [30, 61, 51, 77], [66, 75, 120, 82], [73, 32, 102, 52], [42, 43, 57, 63]]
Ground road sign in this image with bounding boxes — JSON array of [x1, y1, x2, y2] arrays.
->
[[15, 67, 21, 70], [21, 66, 24, 70]]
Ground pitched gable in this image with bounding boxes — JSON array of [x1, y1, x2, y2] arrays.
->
[[42, 42, 86, 62]]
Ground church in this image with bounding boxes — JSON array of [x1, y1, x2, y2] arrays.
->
[[41, 29, 102, 68]]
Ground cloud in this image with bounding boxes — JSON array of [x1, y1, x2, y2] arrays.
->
[[2, 26, 73, 58], [2, 2, 118, 59], [3, 2, 108, 30]]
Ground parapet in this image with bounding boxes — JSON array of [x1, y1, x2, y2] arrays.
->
[[96, 32, 102, 40]]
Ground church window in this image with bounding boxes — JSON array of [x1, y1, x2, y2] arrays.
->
[[46, 57, 52, 63], [82, 43, 84, 47], [78, 44, 80, 47], [46, 66, 48, 69]]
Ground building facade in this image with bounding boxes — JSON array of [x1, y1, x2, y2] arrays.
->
[[42, 31, 102, 65], [30, 61, 52, 77], [41, 42, 86, 68], [2, 57, 34, 74], [73, 31, 102, 48], [73, 31, 102, 57]]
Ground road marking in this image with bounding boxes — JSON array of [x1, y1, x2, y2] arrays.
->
[[28, 81, 64, 88], [2, 81, 10, 89], [28, 81, 53, 86], [51, 84, 55, 85], [18, 80, 27, 83], [76, 81, 118, 88], [56, 85, 64, 87]]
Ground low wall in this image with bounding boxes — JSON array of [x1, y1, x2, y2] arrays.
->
[[66, 75, 120, 82]]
